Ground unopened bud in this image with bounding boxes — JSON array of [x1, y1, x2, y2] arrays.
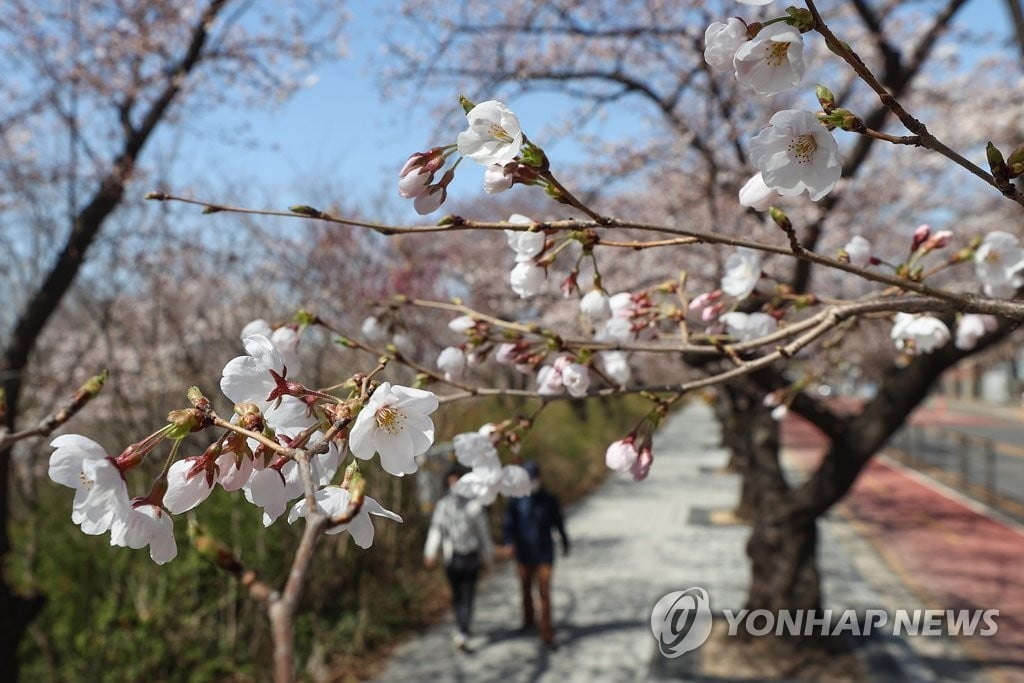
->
[[785, 7, 815, 31], [816, 84, 836, 113], [987, 142, 1009, 185], [911, 224, 931, 252], [769, 206, 792, 232], [289, 205, 322, 218], [234, 402, 265, 432], [1007, 145, 1024, 178], [187, 386, 211, 411]]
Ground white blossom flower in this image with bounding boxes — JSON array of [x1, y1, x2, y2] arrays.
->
[[452, 464, 531, 504], [221, 335, 312, 432], [448, 315, 475, 333], [580, 289, 611, 321], [399, 167, 432, 198], [48, 435, 129, 536], [561, 363, 591, 397], [599, 351, 632, 385], [510, 262, 546, 298], [734, 23, 805, 95], [453, 432, 501, 470], [597, 317, 633, 342], [288, 487, 402, 548], [605, 438, 639, 473], [955, 314, 998, 351], [413, 185, 446, 215], [770, 405, 789, 421], [536, 365, 564, 395], [721, 311, 778, 343], [456, 100, 523, 166], [738, 172, 780, 211], [704, 18, 747, 72], [721, 248, 762, 299], [891, 313, 951, 354], [348, 382, 439, 476], [437, 346, 467, 382], [975, 231, 1024, 298], [110, 501, 177, 565], [164, 457, 215, 514], [361, 316, 387, 342], [483, 164, 513, 193], [392, 332, 417, 358], [244, 465, 301, 527], [216, 450, 255, 492], [844, 235, 873, 268], [608, 292, 636, 318], [495, 343, 519, 365], [505, 215, 545, 262], [749, 109, 842, 201], [288, 485, 403, 548], [238, 320, 303, 381]]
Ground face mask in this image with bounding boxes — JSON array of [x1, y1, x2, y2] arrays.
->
[[530, 480, 541, 493]]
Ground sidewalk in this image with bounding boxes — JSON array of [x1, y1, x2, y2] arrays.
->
[[372, 402, 984, 682]]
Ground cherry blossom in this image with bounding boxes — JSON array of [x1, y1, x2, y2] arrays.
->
[[164, 456, 216, 514], [399, 167, 432, 198], [974, 231, 1024, 298], [561, 363, 591, 397], [891, 313, 951, 354], [955, 314, 998, 351], [720, 311, 778, 343], [456, 100, 523, 166], [605, 437, 639, 473], [245, 465, 302, 527], [483, 164, 513, 193], [413, 185, 447, 215], [721, 248, 762, 299], [599, 351, 632, 385], [734, 23, 805, 96], [110, 501, 177, 565], [348, 382, 439, 476], [597, 317, 634, 343], [505, 214, 545, 261], [288, 487, 402, 548], [48, 435, 129, 536], [453, 432, 501, 469], [437, 346, 467, 381], [510, 261, 546, 298], [448, 315, 476, 333], [536, 364, 565, 395], [221, 335, 312, 432], [738, 172, 780, 211], [361, 316, 387, 342], [580, 288, 611, 321], [704, 18, 747, 72], [844, 235, 873, 268], [749, 109, 842, 201], [451, 463, 531, 504]]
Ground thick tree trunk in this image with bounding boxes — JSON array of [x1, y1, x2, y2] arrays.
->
[[746, 513, 820, 614]]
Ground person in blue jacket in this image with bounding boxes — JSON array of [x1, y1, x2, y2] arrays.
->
[[500, 461, 569, 648]]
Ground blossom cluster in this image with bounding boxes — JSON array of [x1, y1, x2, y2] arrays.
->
[[46, 320, 528, 564]]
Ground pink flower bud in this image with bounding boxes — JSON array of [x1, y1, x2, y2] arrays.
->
[[398, 167, 432, 198], [413, 185, 446, 215], [630, 446, 653, 481], [911, 224, 931, 251]]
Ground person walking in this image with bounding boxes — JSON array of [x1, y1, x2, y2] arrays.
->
[[500, 461, 570, 649], [424, 466, 495, 651]]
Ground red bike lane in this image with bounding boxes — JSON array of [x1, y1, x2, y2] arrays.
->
[[782, 410, 1024, 681]]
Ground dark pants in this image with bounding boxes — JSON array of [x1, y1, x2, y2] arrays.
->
[[517, 562, 554, 643], [445, 552, 481, 635]]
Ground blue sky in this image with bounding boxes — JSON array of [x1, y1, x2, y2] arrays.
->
[[168, 1, 1010, 221]]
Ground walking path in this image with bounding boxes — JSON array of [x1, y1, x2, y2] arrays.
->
[[372, 400, 1011, 682]]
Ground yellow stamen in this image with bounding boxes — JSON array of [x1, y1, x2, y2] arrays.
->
[[787, 134, 817, 164], [766, 41, 790, 67], [488, 123, 513, 143], [375, 406, 405, 434]]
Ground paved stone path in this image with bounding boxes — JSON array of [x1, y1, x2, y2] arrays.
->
[[372, 401, 990, 683]]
